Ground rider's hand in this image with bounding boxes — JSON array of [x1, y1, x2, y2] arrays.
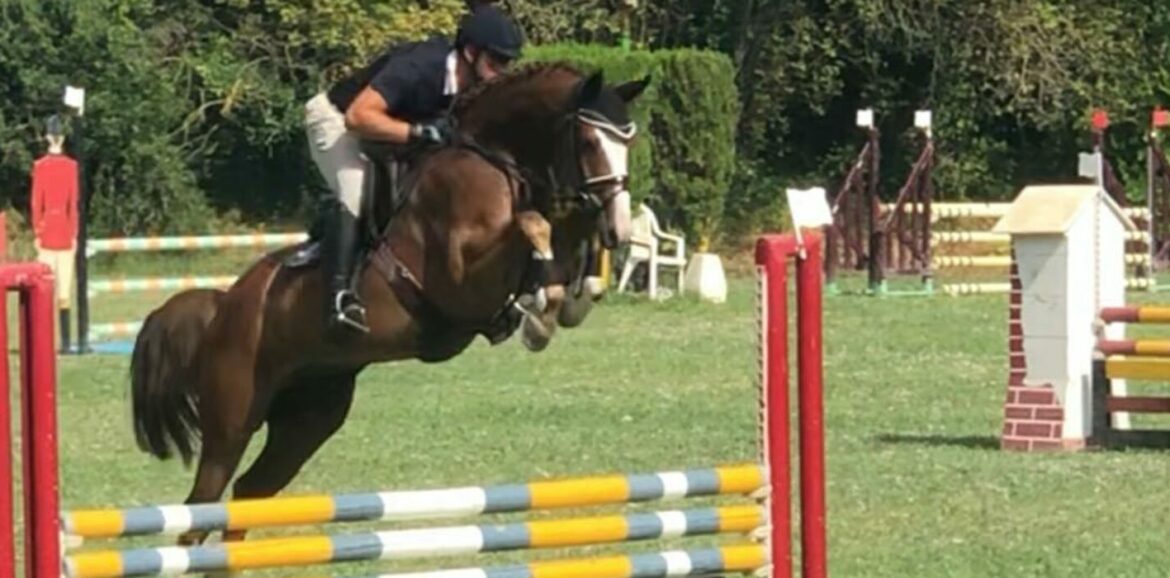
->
[[409, 121, 452, 146]]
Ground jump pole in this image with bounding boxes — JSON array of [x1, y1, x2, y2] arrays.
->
[[0, 263, 61, 578], [63, 464, 766, 539], [2, 230, 825, 577]]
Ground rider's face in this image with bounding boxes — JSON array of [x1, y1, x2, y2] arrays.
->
[[468, 48, 512, 82]]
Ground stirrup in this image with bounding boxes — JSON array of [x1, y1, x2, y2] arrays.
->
[[331, 290, 370, 334]]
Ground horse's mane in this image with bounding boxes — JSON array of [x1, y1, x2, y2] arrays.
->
[[450, 61, 583, 118]]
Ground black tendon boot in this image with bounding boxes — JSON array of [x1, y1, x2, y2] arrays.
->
[[321, 205, 369, 335]]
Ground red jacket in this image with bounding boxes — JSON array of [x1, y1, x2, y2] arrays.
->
[[30, 154, 79, 250]]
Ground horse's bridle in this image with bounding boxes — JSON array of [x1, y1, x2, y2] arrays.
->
[[549, 108, 637, 216]]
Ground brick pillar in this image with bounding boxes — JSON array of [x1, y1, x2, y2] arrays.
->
[[1001, 251, 1084, 451]]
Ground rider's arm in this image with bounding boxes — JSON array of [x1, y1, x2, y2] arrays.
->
[[344, 87, 413, 144]]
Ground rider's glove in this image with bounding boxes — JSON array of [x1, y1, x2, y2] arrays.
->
[[409, 120, 452, 146]]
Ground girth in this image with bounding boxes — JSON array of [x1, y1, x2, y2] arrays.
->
[[369, 243, 438, 326], [368, 242, 527, 346]]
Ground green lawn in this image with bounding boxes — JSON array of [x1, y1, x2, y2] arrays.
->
[[29, 254, 1170, 577]]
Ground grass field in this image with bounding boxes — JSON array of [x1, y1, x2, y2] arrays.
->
[[33, 251, 1170, 577]]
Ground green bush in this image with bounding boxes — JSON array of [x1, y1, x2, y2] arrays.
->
[[526, 44, 740, 247], [651, 49, 739, 248]]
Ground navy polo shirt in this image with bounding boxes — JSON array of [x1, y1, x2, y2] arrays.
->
[[327, 36, 455, 123]]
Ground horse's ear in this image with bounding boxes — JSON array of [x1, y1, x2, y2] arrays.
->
[[614, 74, 651, 102], [576, 71, 605, 107]]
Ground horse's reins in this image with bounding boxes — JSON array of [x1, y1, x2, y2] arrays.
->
[[416, 110, 636, 221]]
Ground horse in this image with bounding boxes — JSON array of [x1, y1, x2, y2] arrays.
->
[[129, 62, 651, 546]]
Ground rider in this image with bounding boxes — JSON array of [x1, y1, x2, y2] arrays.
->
[[304, 3, 524, 335]]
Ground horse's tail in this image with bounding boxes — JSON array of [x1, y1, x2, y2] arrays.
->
[[131, 288, 223, 466]]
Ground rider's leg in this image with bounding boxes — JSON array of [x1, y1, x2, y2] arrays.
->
[[304, 93, 369, 334], [321, 200, 368, 333]]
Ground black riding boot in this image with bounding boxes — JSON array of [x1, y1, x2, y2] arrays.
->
[[59, 308, 71, 354], [322, 206, 369, 335]]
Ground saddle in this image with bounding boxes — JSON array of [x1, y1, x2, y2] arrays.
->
[[290, 139, 417, 258], [283, 139, 533, 350]]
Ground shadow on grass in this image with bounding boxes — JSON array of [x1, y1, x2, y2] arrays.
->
[[875, 433, 1000, 451]]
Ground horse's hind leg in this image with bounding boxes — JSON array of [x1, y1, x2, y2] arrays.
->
[[175, 411, 255, 546], [221, 372, 358, 542], [175, 349, 267, 547]]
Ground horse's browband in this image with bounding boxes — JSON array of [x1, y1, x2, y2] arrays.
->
[[577, 109, 637, 140]]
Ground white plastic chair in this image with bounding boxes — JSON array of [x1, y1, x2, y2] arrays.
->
[[617, 202, 686, 299]]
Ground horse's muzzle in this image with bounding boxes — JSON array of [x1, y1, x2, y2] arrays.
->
[[600, 191, 632, 249]]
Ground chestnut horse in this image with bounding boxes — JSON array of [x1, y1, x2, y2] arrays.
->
[[129, 62, 650, 545]]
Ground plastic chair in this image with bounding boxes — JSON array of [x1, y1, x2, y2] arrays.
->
[[617, 203, 686, 299]]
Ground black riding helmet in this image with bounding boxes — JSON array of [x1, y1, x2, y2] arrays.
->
[[455, 4, 524, 63]]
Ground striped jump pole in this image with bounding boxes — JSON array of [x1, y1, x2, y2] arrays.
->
[[894, 201, 1151, 221], [1096, 339, 1170, 357], [88, 322, 143, 341], [941, 282, 1011, 296], [886, 201, 1156, 297], [86, 233, 308, 257], [87, 276, 237, 297], [347, 544, 767, 578], [934, 253, 1151, 270], [63, 464, 764, 540], [64, 505, 763, 578], [931, 230, 1151, 244], [944, 277, 1155, 297], [80, 232, 308, 349], [1099, 305, 1170, 324], [1092, 349, 1170, 448], [1100, 357, 1170, 381]]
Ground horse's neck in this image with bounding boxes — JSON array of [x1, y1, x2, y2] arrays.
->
[[457, 75, 574, 170], [467, 117, 555, 169]]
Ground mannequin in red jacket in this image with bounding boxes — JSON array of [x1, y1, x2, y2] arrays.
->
[[30, 120, 79, 352]]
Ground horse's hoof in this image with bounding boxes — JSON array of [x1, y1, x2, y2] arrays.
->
[[558, 292, 595, 328], [585, 276, 605, 299], [177, 529, 209, 547], [521, 315, 552, 352]]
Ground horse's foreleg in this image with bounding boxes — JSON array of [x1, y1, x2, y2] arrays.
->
[[515, 210, 563, 351]]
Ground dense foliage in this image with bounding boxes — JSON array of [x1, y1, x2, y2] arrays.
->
[[3, 1, 1170, 244], [0, 0, 464, 235]]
